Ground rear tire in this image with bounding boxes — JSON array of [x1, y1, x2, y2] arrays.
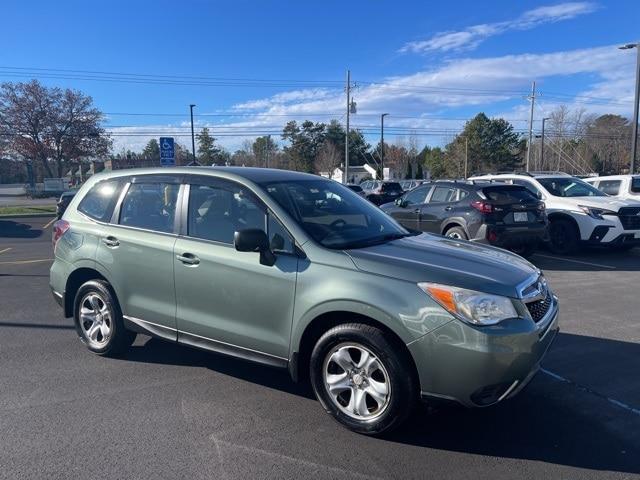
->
[[548, 219, 580, 255], [73, 280, 136, 356], [444, 226, 468, 240], [309, 323, 417, 436]]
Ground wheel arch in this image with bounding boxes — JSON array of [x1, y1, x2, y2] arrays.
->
[[291, 310, 420, 389], [441, 218, 467, 236], [547, 212, 581, 234], [64, 266, 111, 317]]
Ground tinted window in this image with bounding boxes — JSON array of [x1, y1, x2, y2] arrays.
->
[[77, 179, 123, 222], [382, 182, 402, 193], [188, 183, 265, 244], [457, 189, 469, 201], [348, 185, 363, 193], [598, 180, 622, 196], [631, 177, 640, 193], [512, 179, 542, 197], [537, 177, 605, 197], [404, 186, 430, 205], [262, 179, 409, 249], [482, 186, 537, 204], [119, 182, 178, 233], [430, 186, 456, 203]]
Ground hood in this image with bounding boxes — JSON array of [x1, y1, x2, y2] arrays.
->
[[557, 195, 640, 211], [345, 234, 538, 298]]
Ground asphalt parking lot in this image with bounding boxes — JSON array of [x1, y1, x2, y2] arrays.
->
[[1, 216, 639, 479]]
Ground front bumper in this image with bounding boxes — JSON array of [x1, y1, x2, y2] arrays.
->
[[409, 297, 559, 407]]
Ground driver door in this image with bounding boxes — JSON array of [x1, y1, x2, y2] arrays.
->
[[391, 185, 431, 231]]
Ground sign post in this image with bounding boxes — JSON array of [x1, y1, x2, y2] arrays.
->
[[159, 137, 175, 167]]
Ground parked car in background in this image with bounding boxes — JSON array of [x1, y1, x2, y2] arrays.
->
[[471, 172, 640, 254], [56, 191, 77, 219], [346, 184, 366, 197], [360, 180, 404, 205], [381, 180, 547, 257], [399, 179, 428, 192], [50, 167, 558, 435], [583, 175, 640, 200]]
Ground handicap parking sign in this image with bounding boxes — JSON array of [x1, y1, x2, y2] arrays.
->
[[160, 137, 175, 166]]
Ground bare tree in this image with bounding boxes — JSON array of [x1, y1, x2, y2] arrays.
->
[[315, 139, 341, 175]]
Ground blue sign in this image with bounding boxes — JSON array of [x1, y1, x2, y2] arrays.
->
[[159, 137, 175, 166]]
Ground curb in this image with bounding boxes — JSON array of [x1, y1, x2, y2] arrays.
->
[[0, 212, 57, 219]]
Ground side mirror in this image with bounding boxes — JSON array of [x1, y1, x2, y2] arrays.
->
[[395, 197, 406, 207], [234, 229, 276, 266]]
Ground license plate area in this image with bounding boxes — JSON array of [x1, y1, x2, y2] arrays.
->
[[514, 212, 528, 222]]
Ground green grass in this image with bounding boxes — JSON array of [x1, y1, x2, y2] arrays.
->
[[0, 205, 57, 215]]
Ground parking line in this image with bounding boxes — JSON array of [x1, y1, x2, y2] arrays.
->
[[532, 253, 617, 270], [43, 217, 57, 229], [0, 259, 52, 265], [0, 247, 12, 255]]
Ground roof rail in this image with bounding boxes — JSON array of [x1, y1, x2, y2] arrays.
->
[[526, 171, 571, 176]]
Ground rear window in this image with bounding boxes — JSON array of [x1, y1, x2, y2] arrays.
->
[[631, 177, 640, 193], [77, 179, 123, 222], [598, 180, 622, 196], [381, 182, 402, 192], [481, 186, 538, 204]]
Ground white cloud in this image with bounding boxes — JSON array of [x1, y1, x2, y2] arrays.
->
[[110, 44, 635, 152], [400, 2, 598, 54]]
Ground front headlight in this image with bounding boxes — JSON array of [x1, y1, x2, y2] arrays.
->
[[418, 282, 518, 326], [578, 205, 617, 220]]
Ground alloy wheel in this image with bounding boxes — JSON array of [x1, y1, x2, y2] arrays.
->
[[322, 343, 391, 420], [79, 292, 113, 348]]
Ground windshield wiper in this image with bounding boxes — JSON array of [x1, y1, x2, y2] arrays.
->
[[338, 232, 413, 250]]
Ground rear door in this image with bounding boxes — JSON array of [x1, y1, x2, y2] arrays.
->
[[419, 185, 457, 233], [173, 176, 297, 362], [481, 185, 544, 227], [388, 185, 431, 230], [94, 176, 180, 339]]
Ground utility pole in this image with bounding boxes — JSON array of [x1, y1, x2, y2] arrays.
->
[[619, 43, 640, 173], [540, 117, 551, 170], [526, 81, 536, 172], [189, 104, 198, 166], [344, 70, 351, 184], [380, 113, 389, 179], [265, 135, 271, 168]]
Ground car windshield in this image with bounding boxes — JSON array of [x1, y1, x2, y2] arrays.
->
[[631, 176, 640, 193], [382, 182, 403, 192], [537, 177, 606, 197], [261, 179, 412, 249]]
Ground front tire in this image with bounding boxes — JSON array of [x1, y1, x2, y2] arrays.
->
[[445, 226, 468, 240], [310, 323, 417, 436], [548, 219, 580, 255], [73, 280, 136, 356]]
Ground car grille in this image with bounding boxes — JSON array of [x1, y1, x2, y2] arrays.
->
[[526, 291, 552, 323], [618, 207, 640, 230]]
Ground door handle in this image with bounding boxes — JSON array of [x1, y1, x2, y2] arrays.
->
[[444, 206, 453, 211], [102, 236, 120, 248], [413, 208, 421, 213], [176, 253, 200, 266]]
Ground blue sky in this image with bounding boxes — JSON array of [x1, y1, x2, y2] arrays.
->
[[2, 0, 639, 152]]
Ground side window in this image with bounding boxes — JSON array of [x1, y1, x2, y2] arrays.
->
[[456, 189, 469, 201], [267, 213, 294, 254], [188, 183, 266, 244], [429, 186, 456, 203], [77, 179, 123, 222], [119, 182, 179, 233], [404, 186, 430, 205], [598, 180, 621, 196]]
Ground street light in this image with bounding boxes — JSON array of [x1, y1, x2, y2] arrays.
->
[[380, 113, 389, 179], [619, 42, 640, 173], [188, 104, 199, 166]]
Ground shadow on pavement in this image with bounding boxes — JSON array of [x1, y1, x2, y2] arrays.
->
[[532, 246, 640, 272], [0, 321, 75, 330], [120, 333, 639, 475], [0, 220, 43, 239]]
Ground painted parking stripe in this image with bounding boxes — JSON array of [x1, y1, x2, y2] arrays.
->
[[541, 368, 640, 416], [532, 253, 617, 270], [43, 217, 57, 229], [0, 259, 52, 265], [0, 247, 12, 255]]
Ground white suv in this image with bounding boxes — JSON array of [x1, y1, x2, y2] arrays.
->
[[583, 174, 640, 201], [470, 172, 640, 254]]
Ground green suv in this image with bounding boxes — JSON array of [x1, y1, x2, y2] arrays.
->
[[50, 167, 559, 435]]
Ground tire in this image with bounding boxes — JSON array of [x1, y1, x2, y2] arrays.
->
[[444, 226, 468, 240], [73, 280, 136, 356], [548, 219, 580, 255], [309, 323, 417, 436], [508, 242, 538, 258]]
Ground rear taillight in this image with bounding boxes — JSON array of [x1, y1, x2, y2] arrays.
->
[[52, 220, 70, 250], [471, 200, 493, 214]]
